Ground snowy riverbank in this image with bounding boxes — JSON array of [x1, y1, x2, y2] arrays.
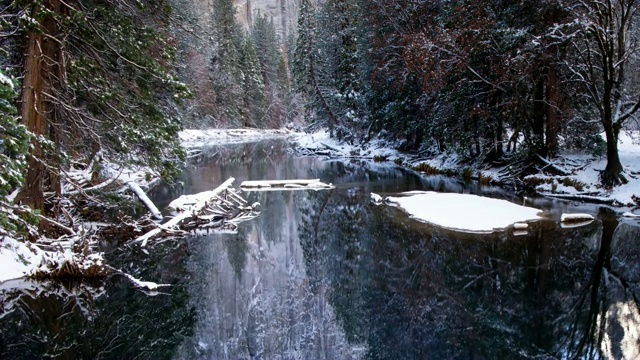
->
[[521, 132, 640, 207], [289, 129, 640, 209], [179, 128, 292, 147], [3, 127, 638, 283]]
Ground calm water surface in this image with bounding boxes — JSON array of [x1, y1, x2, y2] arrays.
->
[[1, 140, 640, 359]]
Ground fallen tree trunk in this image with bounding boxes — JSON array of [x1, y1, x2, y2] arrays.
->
[[536, 154, 571, 176], [127, 181, 162, 220], [133, 177, 255, 246], [240, 179, 334, 190]]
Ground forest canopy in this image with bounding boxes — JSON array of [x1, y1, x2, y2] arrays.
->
[[292, 0, 640, 188]]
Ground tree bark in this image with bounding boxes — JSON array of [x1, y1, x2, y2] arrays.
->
[[532, 77, 545, 154], [16, 0, 65, 232], [544, 10, 559, 157], [545, 55, 558, 157], [309, 59, 338, 136], [17, 4, 47, 212], [601, 121, 626, 187], [494, 98, 504, 158]]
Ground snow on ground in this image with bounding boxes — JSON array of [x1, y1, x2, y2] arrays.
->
[[291, 129, 402, 161], [1, 234, 106, 284], [293, 129, 640, 208], [382, 191, 545, 233], [0, 237, 44, 283], [179, 128, 291, 147], [525, 131, 640, 206]]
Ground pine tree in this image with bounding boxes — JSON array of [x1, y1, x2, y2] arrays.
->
[[293, 0, 318, 98], [293, 0, 339, 134], [239, 36, 266, 127], [319, 0, 363, 140], [3, 0, 189, 216], [252, 13, 280, 87], [252, 13, 291, 127], [211, 0, 245, 126], [0, 71, 29, 200]]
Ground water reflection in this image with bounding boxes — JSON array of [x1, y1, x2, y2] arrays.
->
[[299, 186, 640, 359], [0, 241, 195, 359], [1, 140, 639, 359], [558, 212, 640, 359]]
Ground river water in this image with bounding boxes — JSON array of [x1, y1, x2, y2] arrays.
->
[[1, 140, 640, 360]]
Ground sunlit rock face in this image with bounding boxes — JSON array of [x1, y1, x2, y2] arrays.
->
[[234, 0, 300, 41]]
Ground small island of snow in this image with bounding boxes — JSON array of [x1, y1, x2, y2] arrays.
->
[[383, 191, 544, 233]]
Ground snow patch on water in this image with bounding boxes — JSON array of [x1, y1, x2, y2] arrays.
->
[[382, 191, 545, 233]]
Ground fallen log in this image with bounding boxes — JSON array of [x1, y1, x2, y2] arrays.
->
[[133, 177, 256, 246], [240, 179, 334, 190], [560, 213, 595, 223], [168, 177, 236, 211], [536, 154, 571, 176], [127, 181, 162, 220]]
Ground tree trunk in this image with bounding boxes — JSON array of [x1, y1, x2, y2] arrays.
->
[[17, 6, 47, 211], [544, 10, 559, 157], [601, 121, 626, 187], [16, 0, 64, 220], [545, 58, 558, 157], [532, 77, 545, 154], [309, 59, 338, 136], [495, 111, 504, 159]]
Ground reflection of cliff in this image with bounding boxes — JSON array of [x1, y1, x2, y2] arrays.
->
[[175, 192, 363, 359], [172, 141, 365, 359]]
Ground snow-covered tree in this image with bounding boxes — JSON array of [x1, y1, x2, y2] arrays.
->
[[563, 0, 640, 187], [2, 0, 189, 218], [0, 71, 29, 199], [240, 36, 266, 127], [0, 69, 31, 234], [252, 13, 290, 127]]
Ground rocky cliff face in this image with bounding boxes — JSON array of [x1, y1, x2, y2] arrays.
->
[[234, 0, 300, 41]]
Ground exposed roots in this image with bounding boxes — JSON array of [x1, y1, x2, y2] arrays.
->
[[599, 170, 629, 189]]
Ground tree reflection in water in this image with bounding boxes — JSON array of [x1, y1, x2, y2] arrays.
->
[[0, 241, 195, 360], [559, 210, 640, 359], [2, 140, 639, 359], [298, 184, 640, 359]]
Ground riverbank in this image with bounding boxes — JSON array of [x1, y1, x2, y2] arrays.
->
[[3, 127, 638, 283], [290, 129, 640, 210], [1, 130, 282, 283]]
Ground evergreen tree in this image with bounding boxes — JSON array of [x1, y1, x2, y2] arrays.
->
[[2, 0, 189, 216], [318, 0, 364, 140], [293, 0, 339, 134], [252, 13, 280, 87], [239, 36, 266, 127], [0, 71, 29, 200], [211, 0, 246, 126], [293, 0, 319, 98]]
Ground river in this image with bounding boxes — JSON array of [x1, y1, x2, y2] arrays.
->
[[1, 139, 639, 359]]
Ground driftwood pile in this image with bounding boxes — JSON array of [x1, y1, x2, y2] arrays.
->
[[134, 177, 260, 246]]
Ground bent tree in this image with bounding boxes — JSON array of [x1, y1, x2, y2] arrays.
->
[[568, 0, 640, 187]]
